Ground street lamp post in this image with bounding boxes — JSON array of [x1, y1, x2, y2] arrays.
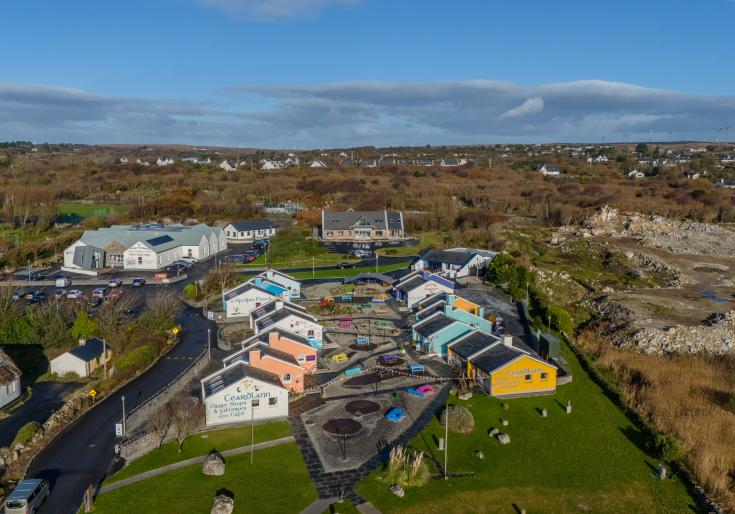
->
[[121, 396, 127, 436]]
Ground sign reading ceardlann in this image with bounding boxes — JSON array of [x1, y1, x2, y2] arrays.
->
[[201, 363, 288, 427]]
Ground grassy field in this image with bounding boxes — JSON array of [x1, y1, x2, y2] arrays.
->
[[57, 202, 130, 218], [357, 340, 698, 514], [105, 421, 291, 484], [243, 228, 359, 268], [375, 231, 449, 257], [288, 261, 411, 280], [92, 443, 316, 514]]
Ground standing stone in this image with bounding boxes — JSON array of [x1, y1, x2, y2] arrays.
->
[[566, 401, 572, 414], [657, 463, 667, 480], [475, 450, 485, 460], [488, 428, 500, 437], [458, 392, 473, 400], [390, 484, 405, 497], [541, 408, 548, 418], [501, 419, 509, 426], [211, 494, 234, 514], [497, 433, 510, 445], [202, 453, 226, 476]]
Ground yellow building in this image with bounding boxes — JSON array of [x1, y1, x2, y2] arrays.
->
[[449, 331, 557, 398]]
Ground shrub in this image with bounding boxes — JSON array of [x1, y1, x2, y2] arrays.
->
[[382, 446, 429, 488], [13, 421, 42, 446], [183, 283, 198, 300], [648, 433, 683, 462], [439, 405, 475, 433], [116, 344, 157, 371]]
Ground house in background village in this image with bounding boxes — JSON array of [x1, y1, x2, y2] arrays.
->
[[320, 210, 405, 243], [539, 164, 561, 176], [223, 219, 277, 243]]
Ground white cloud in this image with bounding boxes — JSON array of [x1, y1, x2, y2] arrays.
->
[[196, 0, 361, 19], [500, 96, 544, 119], [1, 79, 735, 147]]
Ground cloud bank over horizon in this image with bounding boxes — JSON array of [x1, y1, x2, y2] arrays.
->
[[1, 79, 734, 148], [196, 0, 361, 19]]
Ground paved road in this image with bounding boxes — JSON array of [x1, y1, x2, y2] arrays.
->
[[0, 382, 81, 447]]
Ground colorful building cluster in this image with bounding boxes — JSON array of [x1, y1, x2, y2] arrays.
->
[[222, 270, 301, 319], [410, 292, 558, 398], [392, 271, 456, 309]]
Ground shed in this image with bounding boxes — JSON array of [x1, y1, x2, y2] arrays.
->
[[539, 332, 561, 360]]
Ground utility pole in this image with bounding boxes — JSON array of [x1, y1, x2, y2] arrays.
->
[[103, 339, 107, 378], [312, 257, 315, 278], [121, 396, 127, 436], [444, 403, 449, 480], [250, 404, 255, 464], [375, 253, 378, 273], [207, 329, 211, 359]]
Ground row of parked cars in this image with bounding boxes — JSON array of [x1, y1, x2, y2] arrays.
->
[[226, 240, 268, 264], [164, 256, 198, 274]]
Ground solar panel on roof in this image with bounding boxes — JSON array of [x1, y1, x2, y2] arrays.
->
[[146, 235, 174, 246]]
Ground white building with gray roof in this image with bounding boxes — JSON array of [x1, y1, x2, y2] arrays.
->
[[62, 222, 226, 274]]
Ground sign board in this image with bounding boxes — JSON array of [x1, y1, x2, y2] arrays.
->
[[115, 423, 123, 437], [89, 389, 97, 398], [207, 311, 214, 320]]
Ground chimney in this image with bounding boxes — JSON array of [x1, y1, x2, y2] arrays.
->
[[266, 270, 273, 279], [503, 336, 513, 348], [447, 294, 456, 306], [268, 332, 279, 346], [254, 277, 262, 287], [478, 307, 485, 319], [249, 349, 262, 366], [275, 300, 284, 311], [444, 304, 453, 316], [79, 338, 87, 346]]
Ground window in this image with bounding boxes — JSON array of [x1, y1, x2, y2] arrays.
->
[[269, 397, 277, 406], [137, 256, 143, 265], [252, 399, 260, 407], [524, 374, 532, 382], [297, 354, 305, 362], [283, 373, 291, 382], [307, 329, 314, 337], [540, 372, 548, 381]]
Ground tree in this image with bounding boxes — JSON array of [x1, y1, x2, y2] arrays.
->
[[96, 293, 137, 341], [70, 308, 98, 341], [168, 394, 204, 453], [140, 289, 182, 333], [149, 403, 173, 450], [635, 143, 649, 154], [27, 302, 72, 349]]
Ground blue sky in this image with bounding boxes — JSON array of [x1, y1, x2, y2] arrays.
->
[[1, 0, 734, 147]]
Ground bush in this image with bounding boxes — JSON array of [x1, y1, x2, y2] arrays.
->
[[13, 421, 42, 446], [183, 283, 198, 300], [439, 405, 475, 433], [116, 344, 157, 372], [382, 445, 429, 488], [648, 433, 683, 462]]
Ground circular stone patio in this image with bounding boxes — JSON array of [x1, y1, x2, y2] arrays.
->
[[344, 399, 381, 417]]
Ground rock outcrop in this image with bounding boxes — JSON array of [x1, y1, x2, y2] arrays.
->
[[202, 453, 226, 476]]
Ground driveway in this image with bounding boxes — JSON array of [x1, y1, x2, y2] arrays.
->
[[0, 381, 81, 447]]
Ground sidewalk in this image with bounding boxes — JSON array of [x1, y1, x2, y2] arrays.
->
[[99, 435, 295, 493]]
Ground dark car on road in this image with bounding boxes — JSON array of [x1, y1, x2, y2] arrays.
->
[[337, 262, 357, 269], [165, 263, 188, 274], [23, 290, 38, 300], [131, 277, 146, 287]]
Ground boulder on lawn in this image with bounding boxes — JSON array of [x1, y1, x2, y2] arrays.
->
[[497, 433, 510, 445], [457, 392, 473, 400], [488, 427, 500, 437], [211, 494, 234, 514], [202, 453, 225, 476], [475, 450, 485, 460], [390, 484, 405, 497]]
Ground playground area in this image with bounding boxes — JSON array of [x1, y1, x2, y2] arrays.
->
[[302, 382, 449, 472]]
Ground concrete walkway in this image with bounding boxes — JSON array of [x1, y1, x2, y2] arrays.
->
[[99, 435, 295, 493], [300, 497, 338, 514]]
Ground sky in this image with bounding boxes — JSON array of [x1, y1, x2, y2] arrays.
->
[[1, 0, 734, 148]]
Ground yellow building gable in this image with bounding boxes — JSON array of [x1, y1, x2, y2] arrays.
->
[[488, 355, 556, 396], [453, 296, 480, 316]]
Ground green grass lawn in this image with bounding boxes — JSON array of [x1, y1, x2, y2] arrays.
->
[[92, 443, 316, 514], [357, 341, 698, 514], [376, 231, 449, 257], [105, 421, 291, 484], [288, 261, 411, 280], [57, 202, 130, 218], [242, 228, 359, 268]]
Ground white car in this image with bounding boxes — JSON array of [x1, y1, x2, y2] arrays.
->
[[67, 289, 83, 299], [108, 278, 123, 288]]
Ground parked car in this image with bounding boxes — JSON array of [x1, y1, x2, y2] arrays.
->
[[337, 262, 356, 269], [131, 277, 146, 287], [180, 256, 198, 264], [92, 287, 108, 299], [165, 263, 187, 274], [107, 278, 123, 288], [54, 288, 67, 299], [12, 290, 28, 300], [55, 276, 72, 288], [90, 297, 103, 308], [66, 289, 84, 299], [16, 271, 42, 281], [3, 478, 50, 514], [23, 291, 37, 300], [171, 260, 192, 269]]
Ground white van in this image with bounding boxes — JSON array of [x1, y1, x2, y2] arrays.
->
[[55, 276, 71, 288], [3, 479, 49, 514]]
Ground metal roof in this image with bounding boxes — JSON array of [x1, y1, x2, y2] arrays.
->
[[67, 338, 105, 362], [414, 314, 457, 337], [202, 362, 282, 398], [322, 210, 403, 231], [78, 223, 222, 254], [449, 331, 499, 359], [228, 219, 275, 232], [421, 248, 475, 266]]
